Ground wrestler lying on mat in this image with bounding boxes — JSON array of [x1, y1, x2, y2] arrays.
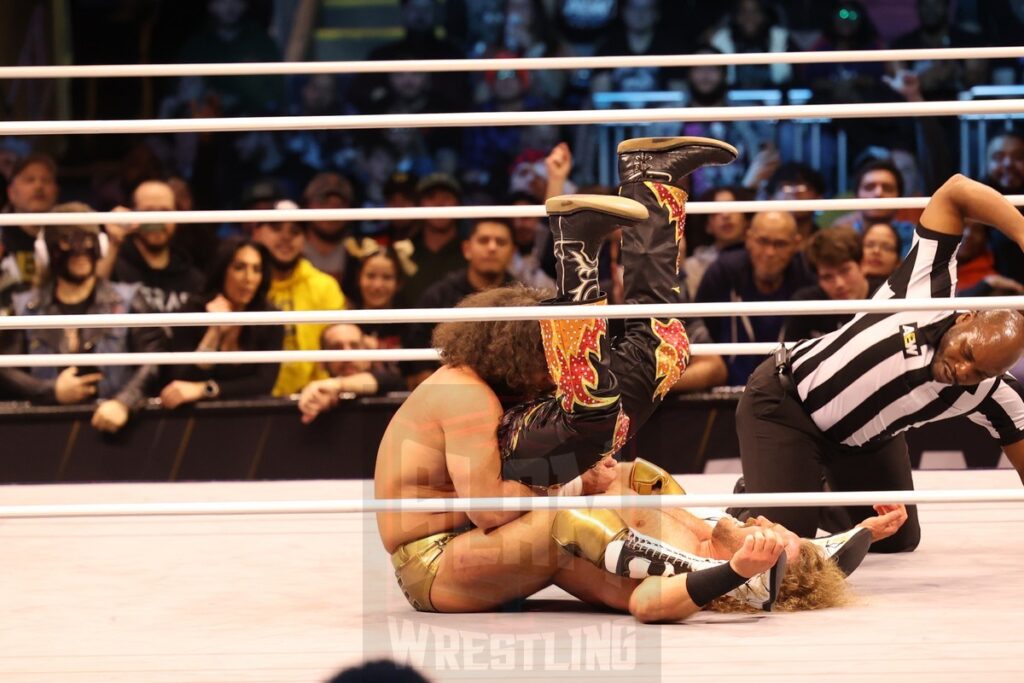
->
[[375, 137, 906, 621]]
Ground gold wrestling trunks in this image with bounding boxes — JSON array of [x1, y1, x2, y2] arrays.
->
[[391, 527, 472, 612]]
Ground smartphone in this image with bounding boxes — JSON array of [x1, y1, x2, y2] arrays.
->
[[77, 341, 101, 377]]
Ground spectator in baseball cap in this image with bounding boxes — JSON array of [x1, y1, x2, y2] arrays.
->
[[302, 172, 358, 283], [394, 172, 466, 306]]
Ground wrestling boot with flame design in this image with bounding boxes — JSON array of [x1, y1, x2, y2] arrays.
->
[[604, 137, 736, 431], [551, 509, 786, 612], [499, 196, 649, 483], [617, 137, 737, 308], [544, 194, 648, 303]]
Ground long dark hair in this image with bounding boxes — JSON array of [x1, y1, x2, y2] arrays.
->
[[863, 221, 903, 256], [201, 236, 274, 312], [343, 245, 408, 309], [685, 185, 755, 256]]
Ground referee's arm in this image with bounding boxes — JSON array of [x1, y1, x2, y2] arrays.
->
[[919, 174, 1024, 245], [971, 377, 1024, 486]]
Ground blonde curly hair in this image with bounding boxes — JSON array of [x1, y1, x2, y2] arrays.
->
[[708, 541, 852, 613]]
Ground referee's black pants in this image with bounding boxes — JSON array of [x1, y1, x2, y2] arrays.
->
[[734, 357, 921, 553]]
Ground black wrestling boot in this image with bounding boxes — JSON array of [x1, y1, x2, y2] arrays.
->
[[810, 526, 873, 577], [536, 196, 647, 455], [618, 136, 739, 187], [616, 136, 738, 307], [544, 194, 647, 303], [606, 137, 737, 427]]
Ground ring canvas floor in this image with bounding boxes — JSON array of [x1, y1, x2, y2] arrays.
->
[[2, 470, 1021, 683]]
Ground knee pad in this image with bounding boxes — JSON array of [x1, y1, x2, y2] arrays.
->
[[629, 457, 686, 496], [551, 508, 628, 566]]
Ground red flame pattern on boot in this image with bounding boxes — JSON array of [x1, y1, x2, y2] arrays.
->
[[651, 318, 691, 400]]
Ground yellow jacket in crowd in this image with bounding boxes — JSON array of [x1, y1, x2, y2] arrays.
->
[[266, 258, 345, 396]]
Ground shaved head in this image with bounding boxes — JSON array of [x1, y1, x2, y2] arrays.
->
[[746, 211, 800, 289], [932, 309, 1024, 385]]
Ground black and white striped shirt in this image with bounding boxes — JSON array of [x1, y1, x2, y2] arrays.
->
[[789, 224, 1024, 448]]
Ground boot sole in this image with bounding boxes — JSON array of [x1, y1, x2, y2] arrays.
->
[[617, 136, 739, 159], [545, 194, 649, 221]]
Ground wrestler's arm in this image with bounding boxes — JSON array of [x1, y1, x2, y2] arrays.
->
[[628, 531, 785, 623], [920, 174, 1024, 246], [1004, 439, 1024, 486], [442, 384, 536, 530]]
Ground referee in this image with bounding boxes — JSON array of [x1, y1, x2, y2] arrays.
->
[[733, 174, 1024, 552]]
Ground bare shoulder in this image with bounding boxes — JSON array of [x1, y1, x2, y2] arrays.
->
[[419, 365, 505, 422]]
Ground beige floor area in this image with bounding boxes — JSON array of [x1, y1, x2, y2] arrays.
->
[[1, 471, 1022, 683]]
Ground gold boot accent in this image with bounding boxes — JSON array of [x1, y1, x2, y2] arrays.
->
[[616, 135, 738, 157], [551, 509, 629, 566], [629, 458, 687, 496], [544, 194, 649, 220]]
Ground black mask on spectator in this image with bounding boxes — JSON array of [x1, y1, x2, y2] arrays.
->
[[47, 232, 99, 284]]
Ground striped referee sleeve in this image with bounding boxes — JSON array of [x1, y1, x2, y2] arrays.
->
[[877, 224, 961, 301], [967, 376, 1024, 445]]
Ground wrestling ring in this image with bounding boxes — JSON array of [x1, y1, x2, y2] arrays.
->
[[3, 46, 1024, 682]]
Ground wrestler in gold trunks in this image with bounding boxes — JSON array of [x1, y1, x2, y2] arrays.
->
[[390, 529, 467, 612], [386, 456, 902, 614]]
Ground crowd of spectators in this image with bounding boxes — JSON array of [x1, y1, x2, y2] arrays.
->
[[1, 0, 1023, 429]]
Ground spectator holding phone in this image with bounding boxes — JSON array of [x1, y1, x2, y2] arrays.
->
[[0, 203, 158, 433]]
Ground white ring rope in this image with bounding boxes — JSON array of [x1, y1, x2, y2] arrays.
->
[[1, 489, 1021, 519], [2, 99, 1021, 136], [0, 296, 1018, 331], [2, 46, 1023, 79], [0, 343, 774, 368], [6, 196, 1024, 227]]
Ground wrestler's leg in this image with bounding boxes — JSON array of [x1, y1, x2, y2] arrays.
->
[[613, 138, 737, 436], [499, 197, 647, 487], [611, 458, 806, 562], [499, 142, 735, 486], [429, 503, 735, 614], [552, 556, 638, 612], [429, 509, 563, 613], [552, 505, 785, 612], [598, 462, 720, 557], [428, 502, 697, 615]]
